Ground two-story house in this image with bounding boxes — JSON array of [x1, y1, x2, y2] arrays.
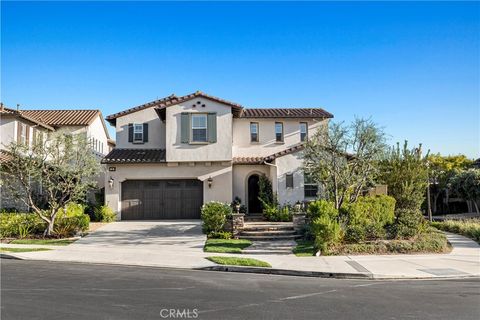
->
[[103, 91, 333, 220], [0, 104, 113, 210]]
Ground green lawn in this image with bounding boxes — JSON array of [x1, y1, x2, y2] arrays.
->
[[0, 247, 52, 253], [206, 256, 271, 268], [293, 240, 316, 257], [10, 238, 77, 246], [204, 239, 252, 253]]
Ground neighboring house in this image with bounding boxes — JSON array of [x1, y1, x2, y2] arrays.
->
[[103, 91, 333, 220], [0, 104, 113, 210]]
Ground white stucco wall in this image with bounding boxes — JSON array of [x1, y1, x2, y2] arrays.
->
[[0, 117, 17, 150], [274, 152, 306, 205], [232, 164, 270, 207], [104, 162, 232, 219], [232, 118, 328, 157], [166, 97, 233, 162], [115, 107, 166, 149], [87, 116, 110, 156]]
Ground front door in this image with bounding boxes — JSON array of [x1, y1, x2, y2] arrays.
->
[[247, 174, 262, 214]]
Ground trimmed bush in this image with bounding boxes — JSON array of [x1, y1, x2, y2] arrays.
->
[[208, 231, 232, 240], [307, 200, 338, 220], [341, 195, 396, 242], [262, 203, 292, 222], [201, 201, 232, 237], [394, 208, 426, 239], [93, 205, 117, 222], [311, 214, 343, 254], [54, 203, 90, 237], [0, 213, 45, 238]]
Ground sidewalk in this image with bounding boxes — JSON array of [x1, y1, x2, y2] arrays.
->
[[2, 230, 479, 280]]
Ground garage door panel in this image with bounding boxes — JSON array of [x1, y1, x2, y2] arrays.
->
[[121, 179, 202, 220]]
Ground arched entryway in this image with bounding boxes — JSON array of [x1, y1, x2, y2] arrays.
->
[[247, 174, 262, 214]]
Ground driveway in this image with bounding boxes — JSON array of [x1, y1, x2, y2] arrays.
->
[[11, 221, 214, 269]]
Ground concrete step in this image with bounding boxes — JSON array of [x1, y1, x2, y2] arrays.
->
[[242, 223, 295, 232], [240, 230, 297, 236], [242, 249, 293, 255], [238, 234, 302, 241]]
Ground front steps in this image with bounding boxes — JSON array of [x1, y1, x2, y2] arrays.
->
[[238, 221, 302, 242]]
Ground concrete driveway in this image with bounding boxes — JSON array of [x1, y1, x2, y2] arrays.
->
[[12, 221, 214, 269]]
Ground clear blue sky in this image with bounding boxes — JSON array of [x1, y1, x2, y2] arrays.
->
[[2, 1, 479, 158]]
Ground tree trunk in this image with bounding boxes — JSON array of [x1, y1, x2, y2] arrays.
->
[[474, 201, 480, 215]]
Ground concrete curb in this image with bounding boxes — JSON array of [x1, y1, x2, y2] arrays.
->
[[198, 265, 373, 279], [2, 255, 478, 280]]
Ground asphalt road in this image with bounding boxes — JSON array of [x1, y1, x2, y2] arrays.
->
[[1, 259, 479, 320]]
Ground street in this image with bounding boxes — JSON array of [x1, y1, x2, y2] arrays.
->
[[1, 259, 479, 320]]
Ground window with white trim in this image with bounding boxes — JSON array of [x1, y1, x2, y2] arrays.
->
[[250, 122, 259, 142], [133, 124, 143, 143], [19, 123, 27, 144], [191, 114, 207, 142], [300, 122, 308, 142], [275, 122, 283, 142], [304, 173, 318, 198]]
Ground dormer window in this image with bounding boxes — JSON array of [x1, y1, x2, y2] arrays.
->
[[133, 124, 144, 143], [191, 114, 207, 142]]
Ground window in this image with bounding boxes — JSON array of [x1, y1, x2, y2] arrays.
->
[[286, 173, 294, 189], [300, 122, 308, 142], [133, 124, 143, 143], [19, 123, 27, 145], [191, 114, 207, 142], [304, 174, 318, 198], [275, 122, 283, 142], [250, 122, 259, 142]]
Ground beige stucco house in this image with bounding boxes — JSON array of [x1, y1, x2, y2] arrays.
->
[[102, 91, 333, 220], [0, 104, 113, 210]]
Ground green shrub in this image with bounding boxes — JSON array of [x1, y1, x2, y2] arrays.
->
[[0, 213, 45, 238], [341, 195, 396, 242], [208, 231, 232, 239], [262, 203, 292, 222], [93, 205, 116, 222], [201, 201, 231, 236], [394, 208, 426, 239], [310, 214, 343, 254], [54, 203, 90, 237], [307, 200, 339, 220]]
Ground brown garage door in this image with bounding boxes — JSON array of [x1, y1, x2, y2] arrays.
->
[[121, 180, 203, 220]]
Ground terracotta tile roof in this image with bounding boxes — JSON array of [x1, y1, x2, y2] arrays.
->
[[106, 91, 244, 125], [0, 105, 54, 130], [21, 109, 100, 127], [101, 148, 166, 164], [232, 143, 305, 165], [240, 108, 333, 119]]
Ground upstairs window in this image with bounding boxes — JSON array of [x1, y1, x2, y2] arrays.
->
[[275, 122, 283, 142], [133, 124, 143, 143], [191, 114, 207, 142], [18, 123, 28, 145], [250, 122, 259, 142], [300, 122, 308, 142], [304, 173, 318, 198]]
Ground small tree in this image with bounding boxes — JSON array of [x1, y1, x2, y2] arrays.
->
[[258, 174, 275, 207], [427, 154, 473, 213], [379, 141, 428, 211], [449, 169, 480, 214], [303, 118, 386, 209], [1, 132, 100, 236]]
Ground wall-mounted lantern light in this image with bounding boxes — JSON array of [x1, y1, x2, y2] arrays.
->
[[108, 177, 115, 190], [207, 176, 213, 188]]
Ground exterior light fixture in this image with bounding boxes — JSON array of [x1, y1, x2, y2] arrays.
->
[[207, 176, 213, 188], [108, 177, 114, 190]]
